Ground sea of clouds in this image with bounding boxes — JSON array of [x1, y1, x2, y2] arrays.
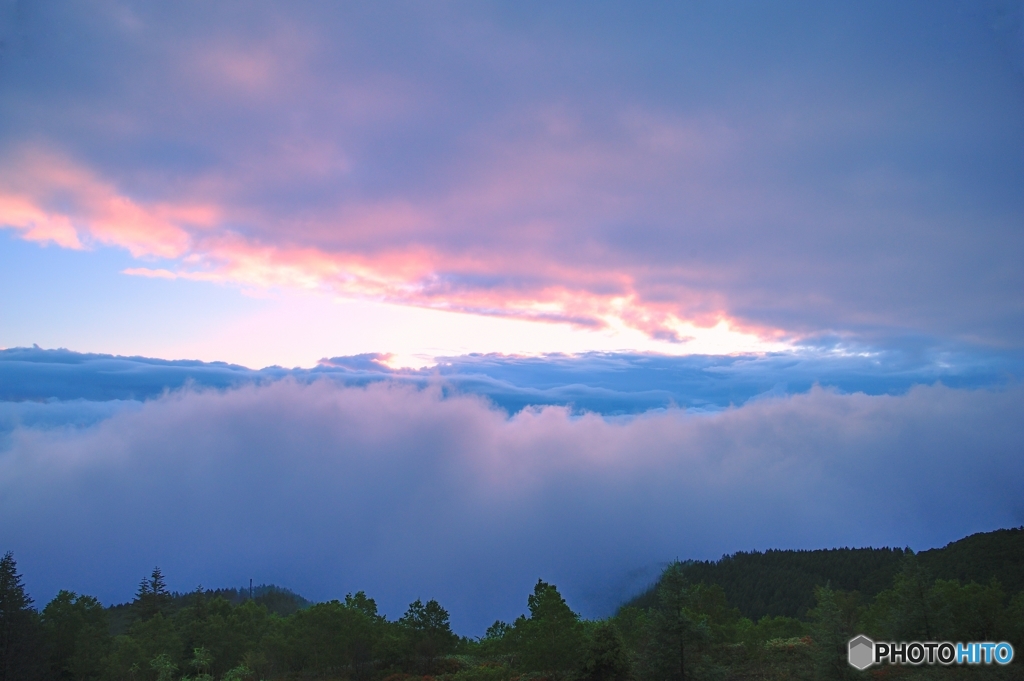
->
[[2, 349, 1022, 634]]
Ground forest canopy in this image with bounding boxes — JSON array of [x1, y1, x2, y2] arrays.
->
[[1, 527, 1021, 680]]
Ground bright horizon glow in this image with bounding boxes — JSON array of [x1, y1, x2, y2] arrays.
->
[[132, 289, 793, 370], [0, 229, 791, 369], [0, 145, 795, 362]]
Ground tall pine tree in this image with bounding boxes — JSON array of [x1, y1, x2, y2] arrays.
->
[[0, 552, 41, 681], [648, 564, 711, 681], [132, 566, 172, 621]]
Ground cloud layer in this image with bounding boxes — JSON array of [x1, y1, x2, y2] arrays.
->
[[4, 345, 1021, 415], [2, 2, 1023, 347], [2, 378, 1022, 634]]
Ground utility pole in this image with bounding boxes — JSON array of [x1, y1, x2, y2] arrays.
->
[[249, 578, 253, 601]]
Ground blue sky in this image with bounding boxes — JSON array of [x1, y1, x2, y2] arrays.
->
[[1, 0, 1023, 633]]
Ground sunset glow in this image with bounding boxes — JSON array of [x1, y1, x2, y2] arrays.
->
[[1, 1, 1022, 637]]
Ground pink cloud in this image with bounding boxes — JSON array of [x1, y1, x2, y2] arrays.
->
[[0, 148, 211, 259], [0, 71, 992, 350], [1, 3, 1020, 350], [0, 194, 82, 249], [0, 140, 772, 343]]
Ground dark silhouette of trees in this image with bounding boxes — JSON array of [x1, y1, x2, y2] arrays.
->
[[399, 598, 457, 669], [648, 564, 711, 681], [514, 580, 585, 676], [134, 566, 172, 621], [579, 621, 631, 681], [808, 585, 854, 681], [0, 552, 41, 681], [40, 590, 111, 680], [0, 525, 1021, 680]]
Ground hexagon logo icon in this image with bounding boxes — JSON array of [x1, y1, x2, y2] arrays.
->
[[848, 635, 875, 670]]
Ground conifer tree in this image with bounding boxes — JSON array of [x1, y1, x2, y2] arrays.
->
[[514, 580, 585, 675], [648, 564, 711, 681], [132, 567, 172, 621], [809, 585, 852, 681], [888, 552, 935, 640], [0, 552, 41, 681]]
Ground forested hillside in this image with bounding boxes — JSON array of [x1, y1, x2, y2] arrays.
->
[[624, 527, 1024, 621], [918, 527, 1024, 595], [624, 547, 907, 619], [1, 527, 1021, 680], [105, 581, 311, 637]]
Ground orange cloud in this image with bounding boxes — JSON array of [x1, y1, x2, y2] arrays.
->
[[0, 148, 210, 259], [0, 146, 784, 348]]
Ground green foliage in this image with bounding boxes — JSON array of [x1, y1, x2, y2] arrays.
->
[[399, 597, 457, 664], [917, 526, 1024, 595], [134, 612, 182, 667], [452, 663, 512, 681], [190, 645, 213, 675], [0, 551, 42, 681], [930, 577, 1007, 642], [1007, 590, 1024, 651], [175, 591, 262, 678], [484, 620, 510, 641], [646, 564, 713, 681], [511, 580, 585, 676], [754, 635, 814, 681], [41, 590, 111, 680], [738, 615, 807, 645], [864, 569, 1014, 649], [149, 652, 177, 681], [625, 548, 906, 620], [884, 552, 937, 640], [609, 606, 648, 654], [105, 634, 145, 680], [0, 552, 32, 613], [807, 585, 856, 681], [346, 591, 382, 620], [134, 567, 173, 622], [286, 599, 382, 675], [473, 620, 513, 660], [107, 582, 309, 636], [4, 526, 1024, 680], [222, 663, 253, 681], [578, 621, 631, 681]]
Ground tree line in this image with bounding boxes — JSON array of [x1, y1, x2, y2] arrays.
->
[[1, 527, 1021, 680]]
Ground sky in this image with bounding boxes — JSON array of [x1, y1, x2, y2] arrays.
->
[[1, 1, 1023, 634]]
